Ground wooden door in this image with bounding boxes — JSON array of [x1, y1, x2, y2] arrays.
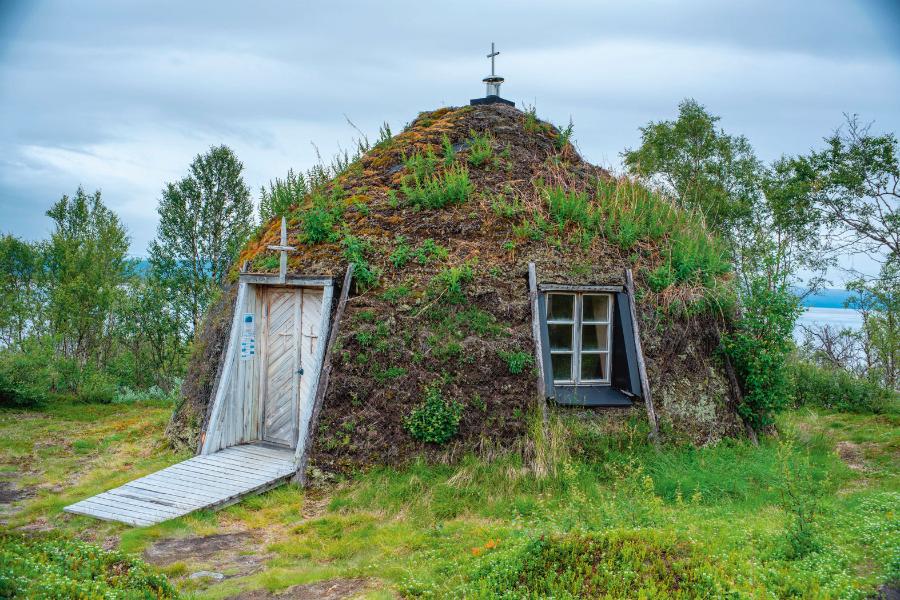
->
[[262, 288, 301, 446]]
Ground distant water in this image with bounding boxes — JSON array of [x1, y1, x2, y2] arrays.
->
[[794, 289, 863, 341]]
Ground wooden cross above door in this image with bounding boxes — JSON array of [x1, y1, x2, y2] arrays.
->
[[266, 217, 296, 284]]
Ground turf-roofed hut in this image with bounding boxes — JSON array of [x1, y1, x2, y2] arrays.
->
[[168, 103, 745, 482]]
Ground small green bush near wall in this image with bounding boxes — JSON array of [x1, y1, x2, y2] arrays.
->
[[0, 533, 179, 599], [789, 361, 898, 414], [404, 384, 463, 444]]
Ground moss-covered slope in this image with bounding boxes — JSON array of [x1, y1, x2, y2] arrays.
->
[[171, 103, 744, 472]]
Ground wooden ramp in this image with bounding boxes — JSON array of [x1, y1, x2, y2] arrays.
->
[[64, 444, 296, 527]]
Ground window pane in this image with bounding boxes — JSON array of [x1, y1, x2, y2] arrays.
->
[[551, 353, 573, 381], [547, 294, 574, 321], [582, 294, 610, 322], [580, 353, 608, 381], [581, 324, 609, 351], [548, 324, 573, 351]]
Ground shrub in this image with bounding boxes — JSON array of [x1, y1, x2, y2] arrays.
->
[[722, 280, 803, 429], [403, 147, 439, 180], [401, 164, 472, 209], [647, 264, 675, 292], [554, 118, 574, 150], [490, 192, 523, 218], [76, 368, 116, 404], [467, 130, 493, 167], [458, 529, 744, 598], [788, 360, 897, 414], [389, 235, 412, 268], [0, 348, 52, 408], [498, 350, 533, 375], [0, 532, 179, 599], [296, 190, 345, 243], [440, 134, 456, 166], [341, 235, 379, 290], [414, 239, 448, 264], [404, 384, 463, 444], [429, 261, 475, 304]]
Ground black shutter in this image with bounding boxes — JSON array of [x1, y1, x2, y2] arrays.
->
[[611, 292, 642, 397]]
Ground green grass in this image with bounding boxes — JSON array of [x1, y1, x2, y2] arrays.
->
[[516, 179, 732, 289], [1, 399, 896, 599]]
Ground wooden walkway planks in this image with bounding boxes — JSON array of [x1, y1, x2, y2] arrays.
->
[[64, 443, 296, 526]]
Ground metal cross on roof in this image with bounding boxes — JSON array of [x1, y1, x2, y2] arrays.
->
[[266, 216, 296, 283], [487, 42, 499, 77]]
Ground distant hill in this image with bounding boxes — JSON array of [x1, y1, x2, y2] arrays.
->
[[797, 288, 856, 309]]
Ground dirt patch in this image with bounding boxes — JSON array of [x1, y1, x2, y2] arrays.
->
[[144, 532, 271, 578], [0, 479, 35, 525], [836, 441, 869, 472], [226, 578, 372, 600]]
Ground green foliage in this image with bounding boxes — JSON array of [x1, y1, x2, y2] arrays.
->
[[374, 366, 407, 382], [429, 261, 475, 304], [380, 282, 412, 303], [622, 98, 761, 234], [259, 168, 309, 223], [723, 280, 803, 428], [554, 118, 574, 150], [458, 530, 743, 598], [0, 533, 179, 599], [498, 350, 533, 375], [490, 191, 524, 218], [534, 179, 731, 287], [0, 345, 52, 407], [404, 383, 463, 444], [403, 147, 439, 181], [776, 441, 824, 559], [297, 189, 345, 244], [414, 239, 448, 264], [440, 134, 456, 166], [341, 235, 379, 290], [45, 188, 130, 366], [149, 145, 253, 333], [523, 105, 551, 134], [467, 130, 494, 167], [389, 235, 412, 269], [0, 235, 42, 350], [647, 264, 676, 292], [401, 163, 473, 209], [789, 361, 897, 414]]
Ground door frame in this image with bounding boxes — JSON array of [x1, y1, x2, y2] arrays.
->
[[200, 274, 334, 460]]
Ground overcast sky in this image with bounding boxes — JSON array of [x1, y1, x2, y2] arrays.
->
[[1, 0, 898, 281]]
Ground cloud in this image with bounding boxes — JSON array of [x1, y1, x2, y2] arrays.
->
[[0, 0, 898, 284]]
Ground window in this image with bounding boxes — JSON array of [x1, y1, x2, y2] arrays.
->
[[546, 293, 613, 384]]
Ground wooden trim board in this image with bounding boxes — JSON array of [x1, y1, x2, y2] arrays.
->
[[624, 269, 660, 444], [295, 264, 353, 485]]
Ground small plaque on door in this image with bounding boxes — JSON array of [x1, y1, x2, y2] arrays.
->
[[240, 313, 256, 361]]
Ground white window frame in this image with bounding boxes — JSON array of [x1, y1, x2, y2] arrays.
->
[[546, 292, 613, 385]]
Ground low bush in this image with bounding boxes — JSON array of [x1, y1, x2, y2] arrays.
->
[[723, 280, 802, 429], [401, 164, 472, 209], [458, 529, 745, 598], [341, 235, 379, 290], [0, 348, 52, 408], [404, 384, 463, 444], [498, 350, 533, 375], [789, 360, 897, 414], [467, 130, 493, 167], [295, 189, 345, 243], [0, 532, 179, 599], [76, 367, 117, 404], [429, 262, 475, 304]]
